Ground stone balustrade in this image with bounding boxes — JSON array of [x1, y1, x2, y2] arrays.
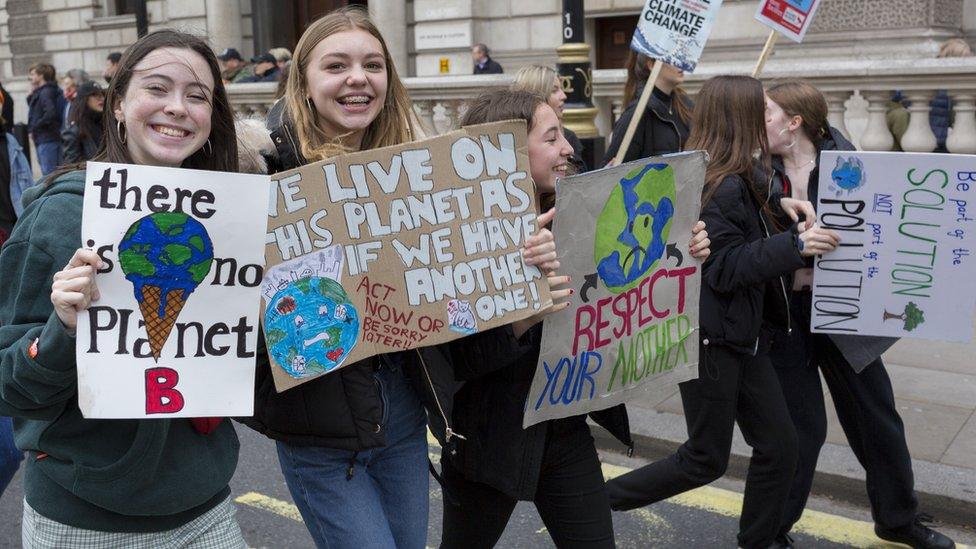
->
[[226, 57, 976, 155]]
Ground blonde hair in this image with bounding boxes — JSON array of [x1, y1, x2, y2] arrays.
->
[[512, 65, 558, 99], [284, 6, 415, 162], [938, 38, 973, 58]]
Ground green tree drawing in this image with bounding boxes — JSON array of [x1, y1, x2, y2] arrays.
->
[[882, 301, 925, 332]]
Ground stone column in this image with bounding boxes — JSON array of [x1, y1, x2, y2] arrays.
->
[[947, 94, 976, 154], [206, 0, 243, 55], [859, 92, 895, 152], [370, 0, 408, 76], [901, 92, 938, 152]]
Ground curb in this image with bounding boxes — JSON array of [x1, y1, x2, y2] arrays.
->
[[590, 407, 976, 530]]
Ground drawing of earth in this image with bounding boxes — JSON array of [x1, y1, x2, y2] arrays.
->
[[594, 162, 676, 294], [264, 276, 359, 379]]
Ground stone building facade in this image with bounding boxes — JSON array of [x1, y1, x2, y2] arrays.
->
[[1, 0, 974, 123]]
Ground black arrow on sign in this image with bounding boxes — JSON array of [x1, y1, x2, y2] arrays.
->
[[666, 243, 684, 267], [581, 273, 598, 303]]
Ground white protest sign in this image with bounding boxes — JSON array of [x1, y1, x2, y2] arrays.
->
[[77, 162, 270, 418], [524, 153, 705, 428], [754, 0, 821, 43], [631, 0, 724, 73], [812, 151, 976, 342]]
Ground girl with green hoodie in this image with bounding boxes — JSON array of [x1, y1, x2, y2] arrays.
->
[[0, 30, 246, 547]]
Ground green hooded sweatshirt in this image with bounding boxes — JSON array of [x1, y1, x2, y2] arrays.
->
[[0, 170, 239, 532]]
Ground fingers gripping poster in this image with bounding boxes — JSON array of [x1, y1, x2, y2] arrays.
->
[[77, 162, 270, 418], [523, 152, 705, 428], [812, 151, 976, 341], [264, 121, 552, 392]]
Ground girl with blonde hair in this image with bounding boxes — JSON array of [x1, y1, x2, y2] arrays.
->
[[512, 65, 587, 171]]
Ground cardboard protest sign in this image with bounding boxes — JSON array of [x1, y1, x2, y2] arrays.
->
[[77, 162, 270, 418], [812, 151, 976, 341], [754, 0, 821, 43], [264, 121, 552, 391], [631, 0, 724, 73], [523, 152, 705, 428]]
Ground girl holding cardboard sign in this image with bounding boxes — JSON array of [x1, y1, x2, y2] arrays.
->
[[240, 8, 561, 548], [605, 75, 841, 549], [0, 30, 246, 547], [439, 88, 711, 547]]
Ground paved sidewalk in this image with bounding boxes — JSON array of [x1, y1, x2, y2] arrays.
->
[[592, 331, 976, 529]]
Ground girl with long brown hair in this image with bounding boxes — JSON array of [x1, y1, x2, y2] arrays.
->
[[605, 75, 840, 549], [0, 29, 246, 547], [240, 8, 560, 548], [603, 51, 693, 166], [764, 80, 955, 549]]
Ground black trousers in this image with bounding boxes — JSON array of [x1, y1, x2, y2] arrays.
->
[[770, 292, 918, 534], [440, 420, 614, 548], [605, 343, 798, 549]]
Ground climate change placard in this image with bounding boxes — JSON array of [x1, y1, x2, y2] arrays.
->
[[631, 0, 725, 72], [812, 151, 976, 342], [523, 152, 706, 428], [264, 121, 552, 391], [754, 0, 822, 42], [77, 162, 269, 418]]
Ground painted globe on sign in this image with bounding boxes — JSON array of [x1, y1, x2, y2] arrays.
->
[[593, 162, 677, 294], [264, 276, 360, 379], [118, 211, 214, 299]]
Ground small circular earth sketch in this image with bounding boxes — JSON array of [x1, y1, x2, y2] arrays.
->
[[264, 276, 359, 379]]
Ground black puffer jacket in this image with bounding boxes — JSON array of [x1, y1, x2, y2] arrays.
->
[[699, 173, 805, 354], [446, 323, 632, 500], [240, 122, 463, 453], [603, 87, 691, 166]]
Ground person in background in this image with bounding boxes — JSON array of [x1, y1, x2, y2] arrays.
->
[[59, 69, 89, 128], [217, 47, 253, 84], [765, 80, 956, 549], [604, 51, 693, 166], [511, 65, 587, 172], [0, 80, 13, 134], [1, 29, 247, 548], [471, 43, 503, 74], [26, 63, 63, 176], [269, 47, 292, 72], [104, 52, 122, 84], [61, 81, 105, 163], [238, 53, 281, 83]]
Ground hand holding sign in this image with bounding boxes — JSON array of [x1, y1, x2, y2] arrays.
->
[[52, 248, 104, 331]]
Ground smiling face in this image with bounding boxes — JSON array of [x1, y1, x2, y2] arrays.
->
[[547, 75, 567, 119], [765, 95, 798, 155], [527, 104, 573, 195], [304, 29, 388, 151], [113, 47, 214, 168]]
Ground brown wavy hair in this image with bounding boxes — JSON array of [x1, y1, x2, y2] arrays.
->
[[687, 75, 770, 205], [765, 80, 830, 144], [622, 50, 692, 125], [284, 6, 414, 162]]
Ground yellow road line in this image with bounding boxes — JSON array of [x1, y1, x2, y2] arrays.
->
[[235, 492, 304, 523]]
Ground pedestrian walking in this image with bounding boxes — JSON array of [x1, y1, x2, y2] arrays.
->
[[438, 88, 710, 548], [0, 29, 247, 548], [605, 75, 841, 549], [471, 44, 503, 74], [764, 79, 956, 549], [60, 81, 105, 163], [26, 63, 63, 176]]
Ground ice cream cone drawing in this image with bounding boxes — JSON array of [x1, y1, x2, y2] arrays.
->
[[118, 212, 214, 361]]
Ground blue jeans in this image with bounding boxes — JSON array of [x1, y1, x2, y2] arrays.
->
[[1, 416, 23, 496], [35, 141, 61, 176], [276, 363, 429, 549]]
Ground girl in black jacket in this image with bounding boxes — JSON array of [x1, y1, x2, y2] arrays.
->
[[603, 51, 693, 166], [605, 75, 841, 549], [60, 81, 105, 163], [441, 89, 711, 548]]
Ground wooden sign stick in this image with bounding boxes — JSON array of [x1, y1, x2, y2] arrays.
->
[[752, 29, 779, 78], [612, 60, 664, 166]]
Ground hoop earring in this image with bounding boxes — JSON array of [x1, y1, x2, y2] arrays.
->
[[778, 127, 797, 149], [117, 120, 126, 145], [204, 139, 212, 156]]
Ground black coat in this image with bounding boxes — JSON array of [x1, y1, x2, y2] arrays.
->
[[61, 122, 102, 163], [27, 82, 63, 144], [240, 122, 463, 453], [603, 87, 691, 167], [1, 84, 13, 134], [563, 126, 587, 173], [473, 57, 504, 75], [699, 173, 805, 354], [446, 323, 632, 500]]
